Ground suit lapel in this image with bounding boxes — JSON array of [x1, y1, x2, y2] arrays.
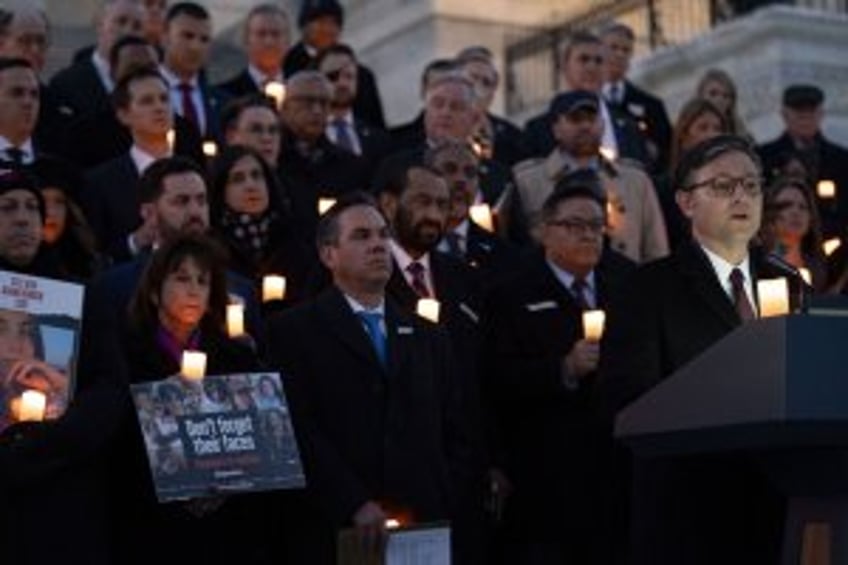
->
[[678, 242, 740, 328], [317, 288, 386, 372], [387, 260, 420, 310], [384, 302, 413, 379]]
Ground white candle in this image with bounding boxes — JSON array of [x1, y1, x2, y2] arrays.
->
[[799, 268, 812, 286], [18, 390, 46, 422], [599, 145, 617, 161], [469, 203, 494, 233], [416, 298, 440, 323], [757, 278, 789, 318], [202, 141, 217, 157], [264, 81, 286, 109], [582, 309, 606, 342], [318, 198, 336, 215], [166, 128, 176, 151], [824, 238, 841, 256], [226, 303, 245, 337], [181, 351, 207, 380], [262, 275, 286, 302], [817, 180, 836, 199], [385, 518, 401, 530]]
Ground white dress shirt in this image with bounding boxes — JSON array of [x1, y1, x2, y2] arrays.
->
[[248, 64, 283, 89], [0, 136, 35, 164], [91, 50, 115, 93], [160, 65, 207, 136], [326, 111, 362, 155], [390, 240, 435, 297], [701, 244, 756, 315], [547, 260, 598, 309]]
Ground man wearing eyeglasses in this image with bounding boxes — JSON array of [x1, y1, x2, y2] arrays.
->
[[514, 89, 668, 263], [599, 135, 806, 564], [480, 171, 635, 565]]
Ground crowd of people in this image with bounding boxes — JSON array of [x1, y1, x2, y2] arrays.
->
[[1, 0, 847, 564]]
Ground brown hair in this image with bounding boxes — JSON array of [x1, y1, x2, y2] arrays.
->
[[670, 97, 728, 170], [129, 234, 230, 336], [761, 176, 824, 265]]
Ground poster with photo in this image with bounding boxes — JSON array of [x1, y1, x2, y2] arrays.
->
[[0, 270, 84, 433], [130, 372, 305, 502]]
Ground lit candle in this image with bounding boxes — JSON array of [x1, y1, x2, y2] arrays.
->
[[757, 278, 789, 318], [582, 309, 606, 342], [599, 145, 617, 161], [166, 128, 176, 152], [469, 203, 494, 232], [799, 268, 812, 286], [18, 390, 46, 422], [202, 141, 217, 157], [264, 81, 286, 109], [226, 303, 245, 337], [817, 180, 836, 199], [262, 275, 286, 302], [181, 351, 207, 380], [385, 518, 401, 530], [416, 298, 440, 323], [824, 238, 841, 256], [318, 198, 337, 215]]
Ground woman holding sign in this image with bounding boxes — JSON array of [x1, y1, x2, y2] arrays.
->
[[113, 234, 272, 565]]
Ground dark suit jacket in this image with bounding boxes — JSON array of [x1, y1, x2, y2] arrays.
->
[[615, 80, 672, 175], [49, 57, 111, 119], [284, 42, 386, 129], [598, 240, 805, 565], [489, 113, 525, 167], [481, 250, 635, 541], [351, 117, 392, 181], [449, 221, 522, 292], [389, 112, 424, 150], [216, 68, 260, 99], [520, 101, 650, 167], [266, 287, 472, 561], [35, 83, 75, 157], [185, 76, 229, 142], [81, 154, 141, 262], [758, 132, 848, 238]]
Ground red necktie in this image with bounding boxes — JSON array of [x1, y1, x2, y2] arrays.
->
[[179, 82, 200, 133], [730, 268, 756, 322], [406, 261, 431, 298]]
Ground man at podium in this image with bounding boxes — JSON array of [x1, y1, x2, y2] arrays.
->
[[600, 135, 805, 564]]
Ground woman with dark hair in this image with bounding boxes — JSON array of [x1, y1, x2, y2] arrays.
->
[[760, 177, 826, 292], [113, 234, 271, 565], [209, 145, 311, 301], [30, 156, 105, 280]]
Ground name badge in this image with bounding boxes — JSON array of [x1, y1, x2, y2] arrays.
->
[[526, 300, 557, 312], [397, 326, 414, 335]]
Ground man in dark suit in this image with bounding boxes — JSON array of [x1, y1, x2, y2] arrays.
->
[[50, 0, 143, 120], [81, 67, 175, 262], [159, 2, 227, 141], [423, 140, 520, 287], [278, 70, 369, 247], [266, 192, 473, 564], [601, 23, 672, 176], [758, 84, 848, 239], [221, 95, 281, 168], [284, 0, 386, 129], [0, 58, 40, 165], [91, 156, 261, 339], [456, 46, 525, 167], [389, 58, 458, 149], [482, 173, 635, 565], [600, 135, 806, 564], [520, 30, 649, 168], [216, 4, 289, 99], [315, 44, 391, 182]]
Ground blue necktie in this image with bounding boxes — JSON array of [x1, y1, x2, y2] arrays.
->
[[357, 311, 387, 368], [332, 118, 357, 154]]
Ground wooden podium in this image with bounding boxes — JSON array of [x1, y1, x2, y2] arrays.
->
[[616, 314, 848, 564]]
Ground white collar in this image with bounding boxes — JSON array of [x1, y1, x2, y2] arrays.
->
[[454, 218, 470, 239], [91, 50, 114, 92], [0, 136, 35, 163], [247, 64, 283, 89], [343, 293, 385, 315], [328, 110, 355, 126], [700, 244, 754, 303], [159, 65, 199, 89], [130, 144, 169, 174], [546, 259, 596, 296]]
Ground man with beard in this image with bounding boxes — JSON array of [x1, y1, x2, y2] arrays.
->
[[316, 44, 390, 182], [514, 90, 668, 263], [91, 156, 261, 340], [266, 192, 473, 564], [424, 140, 519, 287]]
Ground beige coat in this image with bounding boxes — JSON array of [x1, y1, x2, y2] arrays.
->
[[513, 150, 669, 263]]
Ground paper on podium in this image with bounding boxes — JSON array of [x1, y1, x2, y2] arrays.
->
[[337, 522, 450, 565]]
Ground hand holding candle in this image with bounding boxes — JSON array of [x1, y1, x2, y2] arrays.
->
[[757, 277, 789, 317], [18, 390, 46, 422], [582, 309, 605, 342], [262, 275, 286, 302], [416, 298, 440, 323], [181, 351, 207, 380]]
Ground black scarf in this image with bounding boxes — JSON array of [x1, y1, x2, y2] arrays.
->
[[220, 207, 278, 264]]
